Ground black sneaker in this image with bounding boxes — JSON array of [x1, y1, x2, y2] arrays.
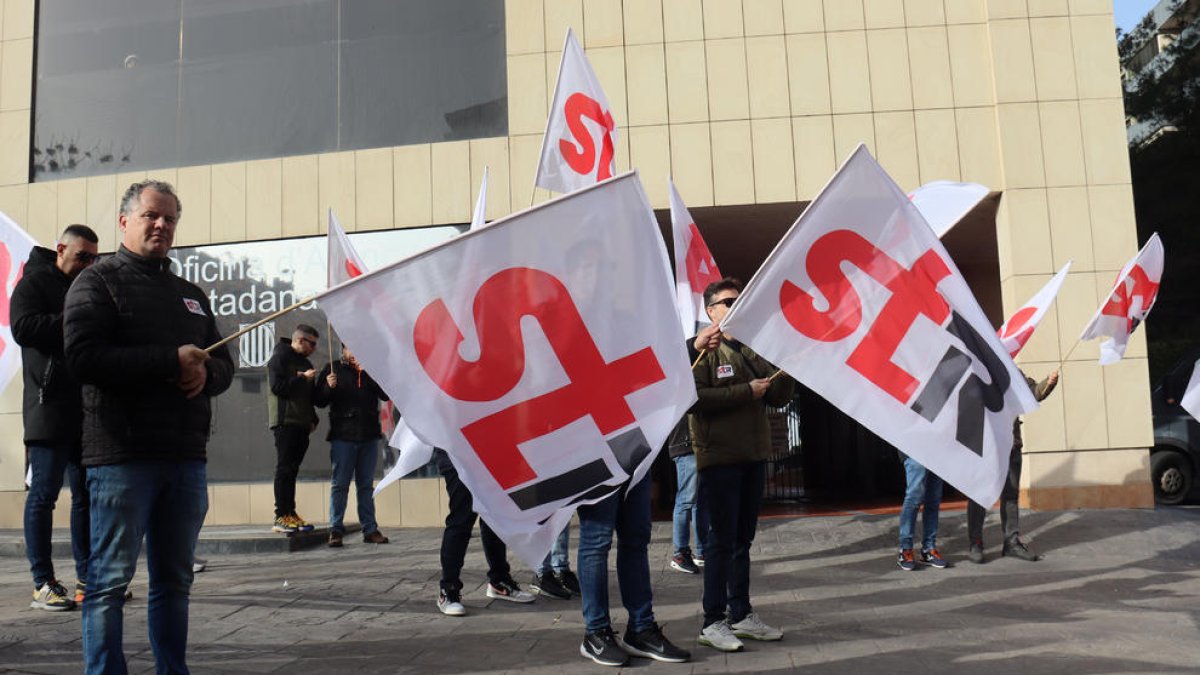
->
[[486, 578, 535, 603], [530, 571, 571, 599], [580, 627, 630, 667], [557, 569, 580, 596], [620, 622, 691, 663], [1003, 537, 1041, 561], [670, 548, 700, 574]]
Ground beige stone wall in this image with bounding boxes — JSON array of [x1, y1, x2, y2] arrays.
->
[[0, 0, 1151, 528]]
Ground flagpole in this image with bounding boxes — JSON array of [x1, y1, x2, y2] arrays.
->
[[326, 319, 335, 361], [1054, 339, 1082, 373], [767, 368, 787, 382], [691, 349, 707, 369], [204, 294, 319, 354]]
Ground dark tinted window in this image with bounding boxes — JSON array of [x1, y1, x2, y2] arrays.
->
[[32, 0, 506, 181]]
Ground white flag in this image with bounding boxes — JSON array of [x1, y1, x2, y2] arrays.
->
[[318, 172, 695, 566], [471, 167, 489, 232], [1181, 362, 1200, 423], [535, 28, 617, 194], [720, 146, 1038, 508], [998, 261, 1072, 358], [374, 418, 435, 497], [326, 210, 367, 287], [1079, 233, 1164, 365], [669, 179, 723, 337], [0, 211, 38, 395], [908, 180, 990, 239]]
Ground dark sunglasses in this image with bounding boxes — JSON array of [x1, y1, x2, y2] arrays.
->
[[297, 336, 317, 347], [707, 297, 736, 309], [74, 251, 99, 263]]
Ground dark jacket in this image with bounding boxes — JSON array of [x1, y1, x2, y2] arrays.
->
[[10, 246, 82, 448], [313, 359, 387, 442], [266, 338, 317, 430], [689, 339, 794, 470], [63, 245, 234, 466], [667, 336, 703, 459]]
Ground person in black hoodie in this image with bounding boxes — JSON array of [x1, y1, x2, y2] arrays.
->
[[314, 344, 389, 547], [11, 224, 99, 611], [63, 180, 233, 674], [266, 324, 320, 533]]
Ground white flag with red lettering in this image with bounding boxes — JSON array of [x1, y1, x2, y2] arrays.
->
[[1080, 233, 1163, 365], [0, 211, 37, 395], [535, 28, 617, 194], [327, 210, 367, 287], [720, 146, 1038, 507], [471, 167, 489, 232], [998, 262, 1071, 358], [319, 172, 695, 566], [908, 181, 990, 238], [670, 179, 722, 337]]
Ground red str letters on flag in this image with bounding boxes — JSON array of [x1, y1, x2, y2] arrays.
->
[[560, 93, 615, 182]]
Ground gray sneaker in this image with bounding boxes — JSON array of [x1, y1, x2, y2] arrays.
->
[[698, 619, 744, 652], [731, 611, 783, 641]]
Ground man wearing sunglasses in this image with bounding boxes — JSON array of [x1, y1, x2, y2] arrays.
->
[[690, 278, 794, 653], [12, 224, 99, 612], [267, 324, 321, 533]]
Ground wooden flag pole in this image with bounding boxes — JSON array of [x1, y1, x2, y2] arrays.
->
[[691, 349, 707, 369], [1053, 338, 1082, 373], [204, 294, 319, 354], [767, 368, 787, 382]]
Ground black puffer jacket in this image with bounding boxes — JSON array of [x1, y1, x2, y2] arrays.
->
[[63, 246, 234, 466], [314, 359, 388, 442], [10, 247, 81, 448]]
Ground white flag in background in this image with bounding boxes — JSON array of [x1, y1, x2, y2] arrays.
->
[[319, 172, 695, 566], [669, 179, 723, 337], [535, 28, 617, 194], [1079, 233, 1164, 365], [998, 262, 1072, 359], [720, 146, 1038, 508], [908, 181, 990, 239], [0, 211, 38, 395]]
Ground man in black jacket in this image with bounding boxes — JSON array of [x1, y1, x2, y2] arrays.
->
[[63, 180, 233, 675], [266, 324, 320, 533], [12, 224, 99, 611], [314, 344, 389, 547]]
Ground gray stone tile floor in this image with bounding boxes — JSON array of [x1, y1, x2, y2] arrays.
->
[[0, 506, 1198, 673]]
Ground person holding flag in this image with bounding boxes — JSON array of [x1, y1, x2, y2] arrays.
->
[[691, 277, 794, 653]]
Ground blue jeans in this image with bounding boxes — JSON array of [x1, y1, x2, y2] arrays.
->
[[329, 439, 380, 535], [698, 461, 765, 627], [535, 525, 571, 576], [24, 445, 89, 586], [898, 455, 943, 551], [82, 460, 208, 675], [576, 476, 655, 634], [671, 454, 706, 556]]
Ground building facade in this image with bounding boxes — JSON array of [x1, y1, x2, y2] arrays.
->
[[0, 0, 1152, 530]]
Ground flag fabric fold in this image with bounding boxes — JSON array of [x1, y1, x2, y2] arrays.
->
[[534, 28, 617, 194], [719, 146, 1038, 508], [318, 172, 695, 567], [998, 261, 1072, 359], [0, 211, 37, 395], [327, 210, 368, 287], [471, 167, 489, 232], [1079, 233, 1164, 365], [907, 180, 990, 239], [669, 179, 722, 337]]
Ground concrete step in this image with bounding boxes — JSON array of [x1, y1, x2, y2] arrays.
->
[[0, 523, 362, 558]]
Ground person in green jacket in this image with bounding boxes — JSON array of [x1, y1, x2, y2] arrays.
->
[[690, 278, 795, 653]]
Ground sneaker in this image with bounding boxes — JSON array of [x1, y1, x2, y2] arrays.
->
[[73, 580, 86, 605], [557, 569, 580, 596], [897, 549, 916, 571], [193, 558, 207, 573], [1003, 537, 1041, 561], [620, 622, 690, 663], [698, 619, 744, 652], [272, 515, 298, 533], [31, 580, 74, 611], [731, 611, 784, 641], [919, 548, 949, 569], [328, 531, 343, 548], [530, 571, 571, 599], [291, 513, 314, 532], [692, 553, 705, 568], [486, 578, 536, 603], [362, 530, 389, 544], [580, 627, 630, 667], [670, 549, 700, 574], [968, 540, 985, 564], [437, 589, 466, 616]]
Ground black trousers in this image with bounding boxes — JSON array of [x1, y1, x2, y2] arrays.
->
[[436, 450, 510, 592], [273, 425, 311, 518], [699, 461, 765, 627], [967, 445, 1023, 544]]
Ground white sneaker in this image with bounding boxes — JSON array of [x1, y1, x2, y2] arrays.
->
[[437, 590, 467, 616], [697, 619, 744, 652], [731, 611, 783, 641], [486, 579, 536, 603]]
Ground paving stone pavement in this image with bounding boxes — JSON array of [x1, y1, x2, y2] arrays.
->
[[0, 506, 1198, 674]]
